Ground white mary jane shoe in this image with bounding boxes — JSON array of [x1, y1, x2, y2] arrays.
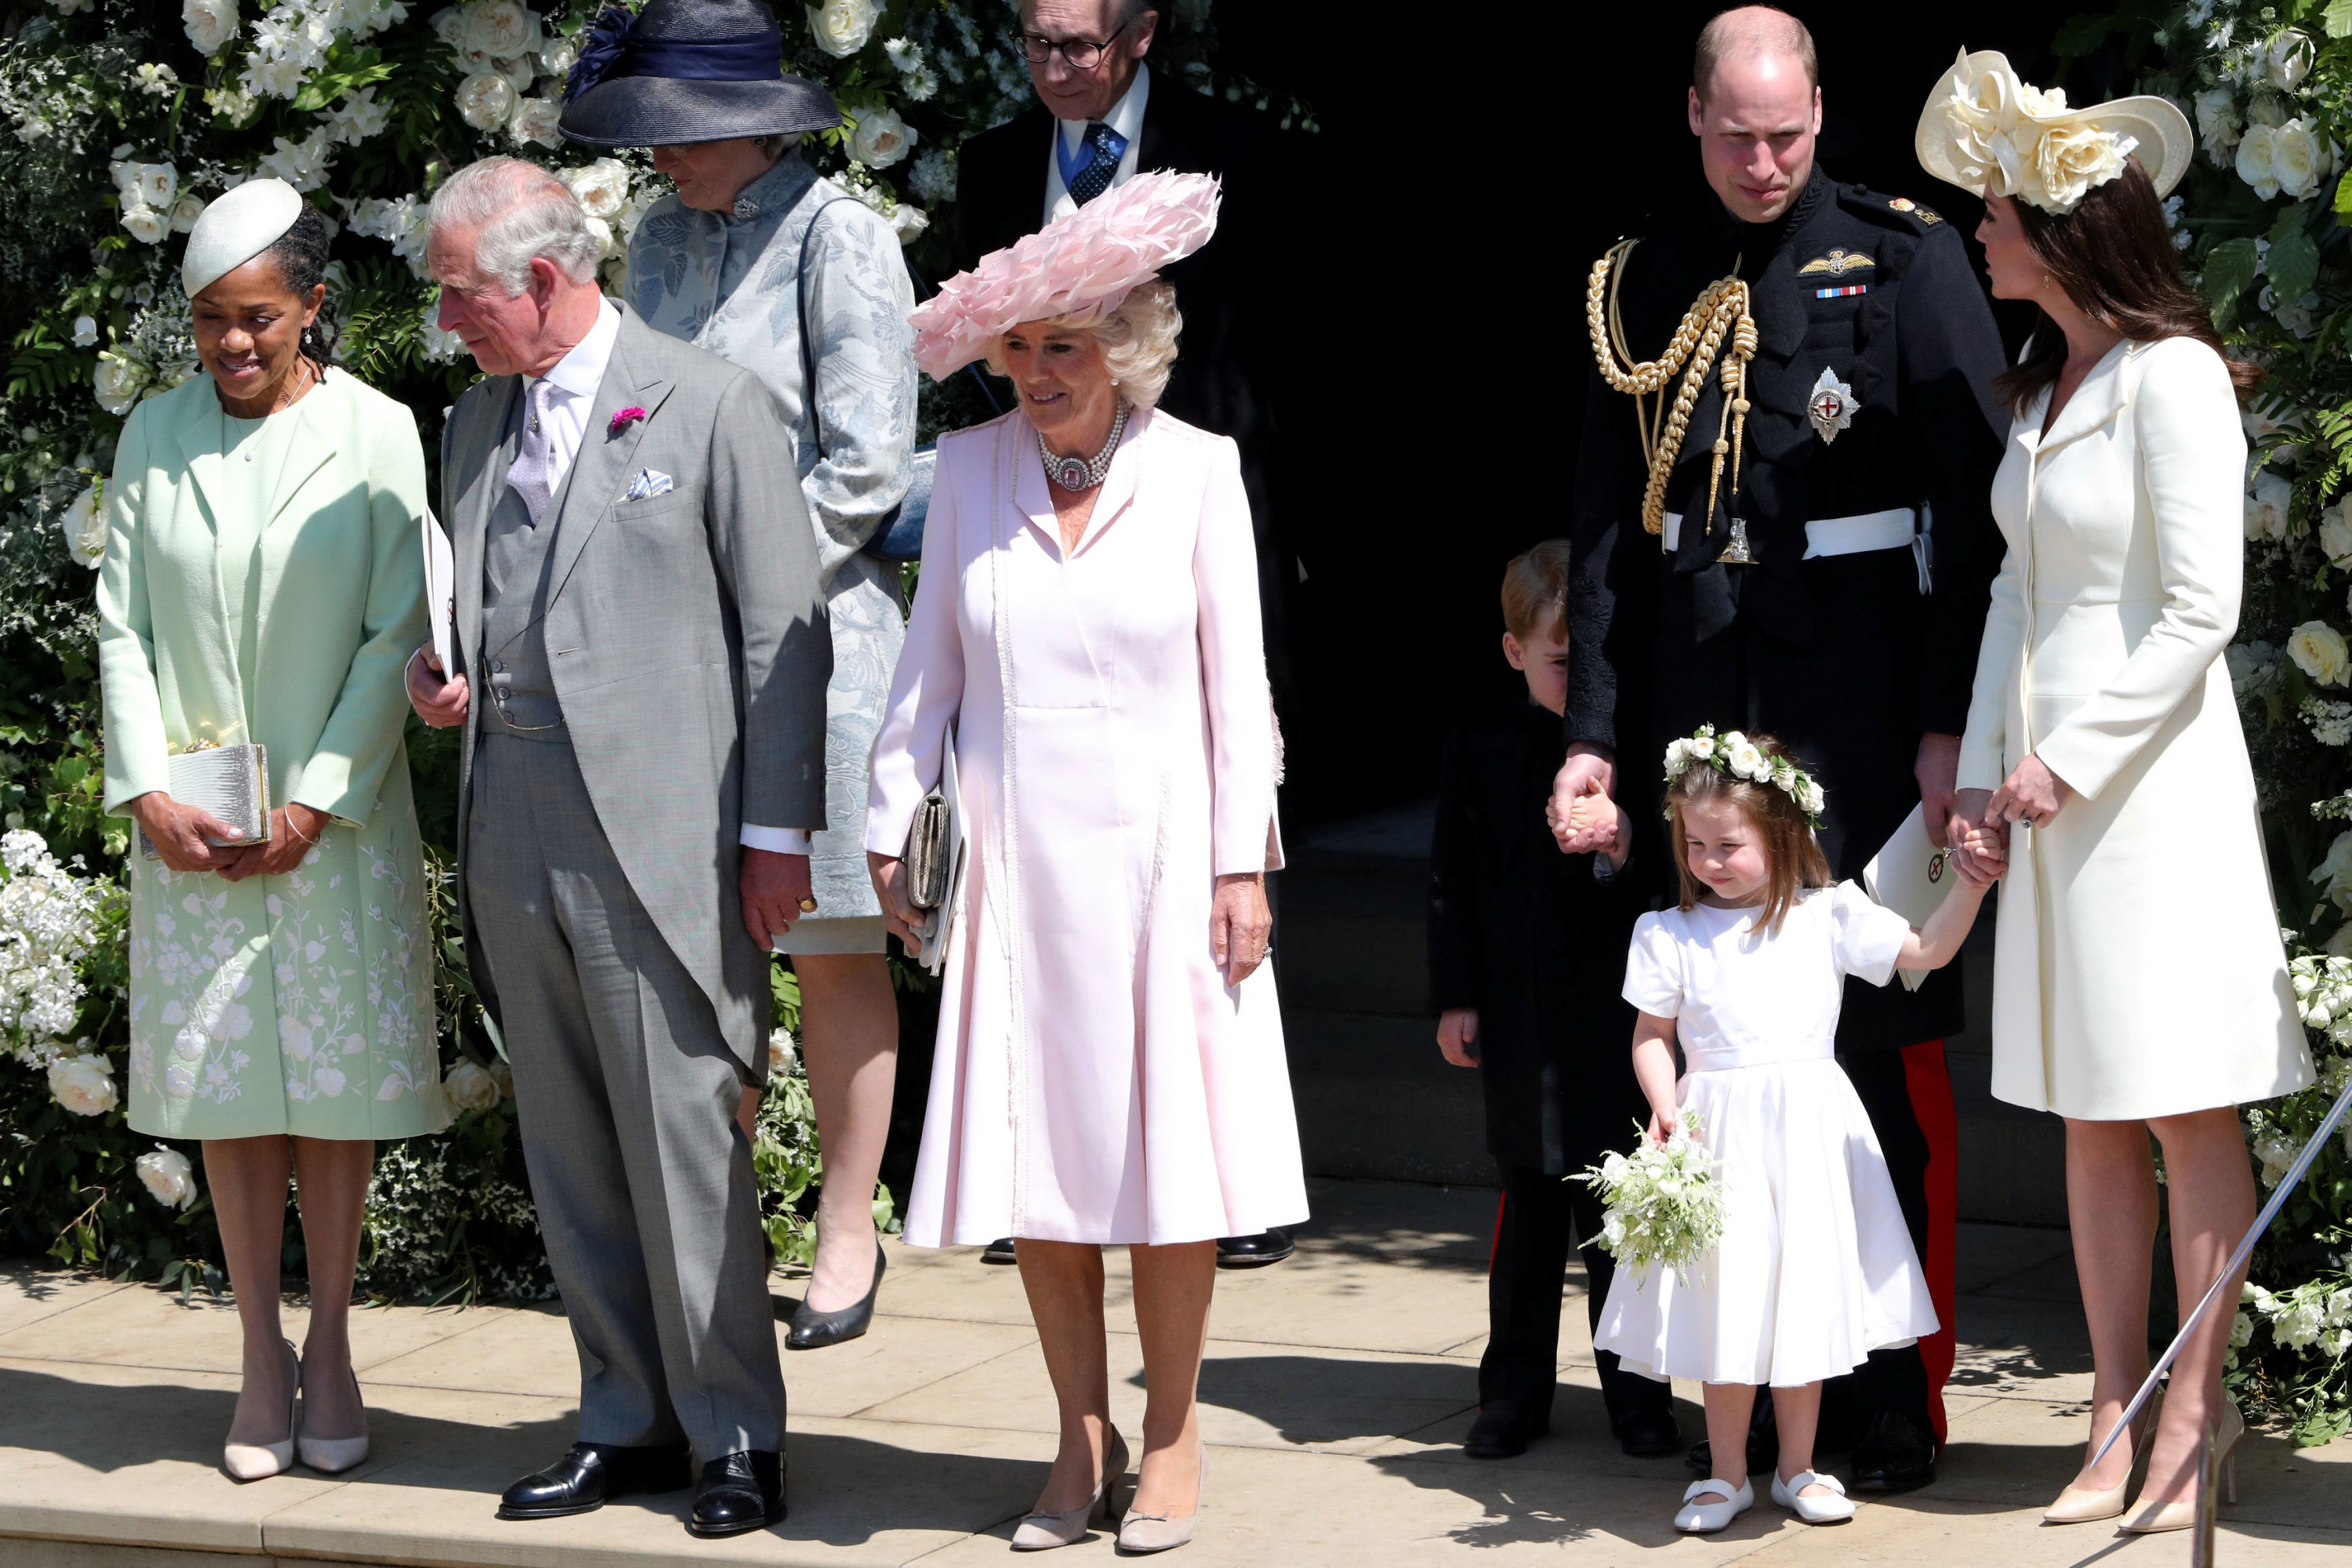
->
[[1674, 1476, 1754, 1534], [1771, 1468, 1856, 1524]]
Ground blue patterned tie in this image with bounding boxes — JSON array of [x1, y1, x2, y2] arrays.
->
[[1068, 122, 1123, 205]]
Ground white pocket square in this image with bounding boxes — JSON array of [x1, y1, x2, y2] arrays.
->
[[626, 468, 674, 500]]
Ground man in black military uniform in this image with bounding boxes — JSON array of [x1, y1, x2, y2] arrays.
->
[[1551, 6, 2008, 1491]]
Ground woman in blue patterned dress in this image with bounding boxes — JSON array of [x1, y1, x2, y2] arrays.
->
[[560, 0, 918, 1347]]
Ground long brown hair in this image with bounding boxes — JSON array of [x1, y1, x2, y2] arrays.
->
[[1991, 158, 2260, 414], [1664, 732, 1833, 936]]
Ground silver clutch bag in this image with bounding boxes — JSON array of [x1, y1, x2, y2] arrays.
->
[[900, 730, 964, 973], [137, 742, 270, 860]]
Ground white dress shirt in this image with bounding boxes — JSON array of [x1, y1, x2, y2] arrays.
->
[[1042, 62, 1150, 223], [527, 299, 812, 855]]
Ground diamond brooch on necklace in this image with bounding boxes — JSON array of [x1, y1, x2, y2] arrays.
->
[[1040, 398, 1130, 492]]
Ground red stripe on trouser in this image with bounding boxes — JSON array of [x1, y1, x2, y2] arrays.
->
[[1901, 1038, 1959, 1448], [1489, 1191, 1506, 1273]]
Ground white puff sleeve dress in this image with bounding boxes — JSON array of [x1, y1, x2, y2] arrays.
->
[[1594, 884, 1940, 1387]]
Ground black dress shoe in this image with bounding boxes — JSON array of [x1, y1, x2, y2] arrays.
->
[[1611, 1402, 1683, 1459], [1214, 1229, 1294, 1269], [497, 1441, 692, 1520], [1849, 1409, 1937, 1492], [1685, 1396, 1777, 1477], [1464, 1399, 1550, 1459], [786, 1244, 885, 1350], [687, 1450, 786, 1537], [981, 1236, 1018, 1265]]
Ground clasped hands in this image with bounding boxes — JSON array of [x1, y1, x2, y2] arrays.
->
[[128, 791, 328, 881], [1945, 755, 2072, 883]]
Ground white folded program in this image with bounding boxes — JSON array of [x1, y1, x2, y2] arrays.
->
[[1661, 505, 1933, 593]]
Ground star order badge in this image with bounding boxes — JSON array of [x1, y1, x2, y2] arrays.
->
[[1808, 365, 1858, 444]]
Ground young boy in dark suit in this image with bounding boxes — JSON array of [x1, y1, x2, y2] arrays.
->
[[1428, 540, 1680, 1461]]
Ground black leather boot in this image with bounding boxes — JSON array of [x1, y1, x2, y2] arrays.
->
[[496, 1441, 692, 1520], [687, 1450, 786, 1537]]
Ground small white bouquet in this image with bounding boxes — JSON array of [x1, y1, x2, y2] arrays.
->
[[1575, 1112, 1726, 1288]]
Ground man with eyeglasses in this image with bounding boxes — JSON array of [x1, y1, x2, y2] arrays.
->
[[955, 0, 1302, 1275]]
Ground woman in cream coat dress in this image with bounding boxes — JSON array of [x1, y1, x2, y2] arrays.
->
[[1920, 59, 2310, 1534]]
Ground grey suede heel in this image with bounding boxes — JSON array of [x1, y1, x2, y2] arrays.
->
[[1116, 1443, 1207, 1554], [1011, 1428, 1127, 1551]]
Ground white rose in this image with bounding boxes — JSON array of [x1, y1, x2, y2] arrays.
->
[[136, 1146, 198, 1209], [1688, 735, 1715, 760], [769, 1027, 798, 1076], [886, 202, 930, 245], [170, 193, 207, 233], [1725, 739, 1768, 782], [71, 314, 98, 347], [2323, 500, 2352, 569], [2027, 122, 2132, 212], [491, 53, 535, 91], [49, 1054, 117, 1116], [455, 71, 517, 131], [135, 162, 177, 211], [464, 0, 539, 57], [538, 34, 577, 78], [2272, 117, 2322, 199], [2195, 86, 2241, 161], [562, 157, 630, 220], [431, 5, 466, 43], [183, 0, 238, 55], [2266, 33, 2313, 92], [1798, 780, 1826, 817], [583, 214, 616, 260], [2288, 619, 2352, 687], [807, 0, 878, 57], [443, 1058, 499, 1112], [59, 482, 106, 568], [121, 204, 170, 245], [848, 104, 916, 169], [93, 354, 141, 416], [2238, 122, 2281, 199], [508, 95, 562, 148], [2247, 470, 2293, 540]]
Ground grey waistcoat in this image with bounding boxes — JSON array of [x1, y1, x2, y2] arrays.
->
[[480, 411, 568, 740]]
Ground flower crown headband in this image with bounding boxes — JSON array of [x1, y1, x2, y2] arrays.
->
[[1663, 725, 1826, 828]]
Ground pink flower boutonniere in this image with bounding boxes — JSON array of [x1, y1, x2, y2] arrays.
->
[[608, 406, 648, 439]]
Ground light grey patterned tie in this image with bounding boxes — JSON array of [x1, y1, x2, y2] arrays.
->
[[506, 379, 557, 525]]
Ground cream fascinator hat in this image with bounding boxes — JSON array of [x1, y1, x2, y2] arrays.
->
[[909, 170, 1220, 381], [1915, 49, 2191, 215], [181, 177, 305, 297]]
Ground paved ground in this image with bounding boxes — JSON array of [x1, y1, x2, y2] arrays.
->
[[0, 1178, 2345, 1566]]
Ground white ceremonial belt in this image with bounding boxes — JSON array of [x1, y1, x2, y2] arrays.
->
[[1661, 504, 1933, 594]]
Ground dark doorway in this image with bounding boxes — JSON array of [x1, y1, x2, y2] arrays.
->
[[1220, 2, 2069, 822]]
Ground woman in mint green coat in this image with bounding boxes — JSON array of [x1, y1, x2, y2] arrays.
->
[[96, 183, 447, 1482]]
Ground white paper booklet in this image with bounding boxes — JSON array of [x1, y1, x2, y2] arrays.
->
[[136, 743, 270, 859], [423, 504, 456, 675]]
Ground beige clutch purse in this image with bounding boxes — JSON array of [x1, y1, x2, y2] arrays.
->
[[900, 730, 964, 973]]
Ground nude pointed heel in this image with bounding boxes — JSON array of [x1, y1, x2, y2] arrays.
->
[[1011, 1428, 1127, 1551], [222, 1339, 300, 1483], [1117, 1442, 1207, 1553], [2121, 1398, 2243, 1534], [296, 1362, 371, 1474], [2042, 1392, 2161, 1525]]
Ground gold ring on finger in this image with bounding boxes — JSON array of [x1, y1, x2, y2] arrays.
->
[[798, 897, 819, 913]]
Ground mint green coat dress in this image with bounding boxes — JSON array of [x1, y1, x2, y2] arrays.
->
[[96, 368, 450, 1142]]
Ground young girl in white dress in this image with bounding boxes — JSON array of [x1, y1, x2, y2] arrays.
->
[[1590, 729, 1987, 1534]]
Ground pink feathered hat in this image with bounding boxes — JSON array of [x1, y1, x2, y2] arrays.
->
[[910, 170, 1221, 382]]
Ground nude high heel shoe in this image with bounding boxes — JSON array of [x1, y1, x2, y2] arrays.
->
[[222, 1339, 300, 1483], [2121, 1398, 2243, 1534], [1011, 1428, 1127, 1551], [296, 1361, 371, 1474], [2042, 1390, 2162, 1525], [1117, 1442, 1207, 1553]]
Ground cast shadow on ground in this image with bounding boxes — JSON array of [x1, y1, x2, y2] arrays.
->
[[0, 1361, 1045, 1548]]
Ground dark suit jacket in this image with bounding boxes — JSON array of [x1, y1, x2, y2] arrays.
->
[[1428, 701, 1653, 1174], [956, 75, 1295, 688]]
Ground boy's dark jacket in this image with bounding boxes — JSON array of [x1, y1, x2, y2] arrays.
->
[[1429, 699, 1653, 1174]]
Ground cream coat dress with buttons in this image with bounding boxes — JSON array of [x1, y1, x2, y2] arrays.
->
[[1958, 336, 2310, 1120]]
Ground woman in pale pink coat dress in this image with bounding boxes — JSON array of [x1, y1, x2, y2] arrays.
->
[[867, 174, 1305, 1554]]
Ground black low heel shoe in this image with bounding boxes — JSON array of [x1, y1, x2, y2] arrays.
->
[[786, 1243, 886, 1351], [687, 1450, 786, 1537], [1464, 1399, 1551, 1460], [496, 1440, 692, 1520]]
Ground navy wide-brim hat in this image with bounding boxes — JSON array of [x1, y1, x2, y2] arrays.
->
[[558, 0, 840, 149]]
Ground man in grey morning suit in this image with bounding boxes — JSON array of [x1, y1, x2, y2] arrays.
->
[[405, 157, 829, 1539]]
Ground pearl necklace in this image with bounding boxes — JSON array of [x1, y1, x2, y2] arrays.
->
[[1039, 399, 1130, 492]]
